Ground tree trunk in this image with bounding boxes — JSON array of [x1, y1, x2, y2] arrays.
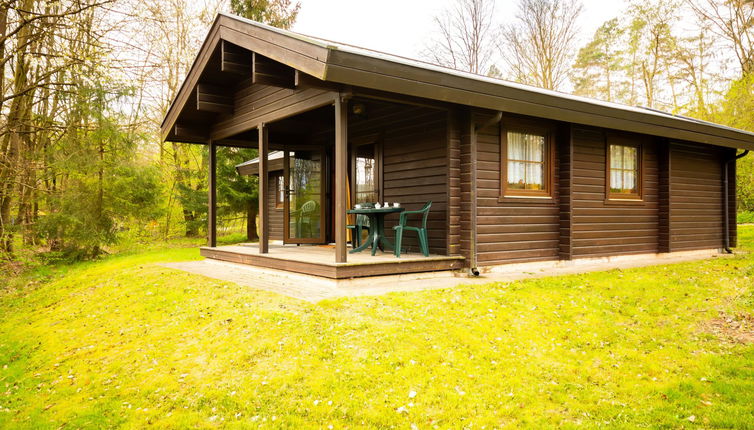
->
[[16, 76, 37, 247], [0, 0, 34, 255], [183, 209, 198, 237], [170, 141, 201, 237], [247, 201, 258, 241], [0, 134, 15, 254], [0, 2, 13, 255]]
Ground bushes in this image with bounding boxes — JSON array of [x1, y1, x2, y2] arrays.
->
[[36, 161, 164, 259], [738, 155, 754, 213]]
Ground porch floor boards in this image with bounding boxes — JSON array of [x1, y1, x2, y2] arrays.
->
[[200, 242, 464, 279]]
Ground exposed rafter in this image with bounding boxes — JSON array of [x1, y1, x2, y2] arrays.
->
[[221, 40, 252, 76], [253, 52, 296, 88], [196, 83, 233, 114]]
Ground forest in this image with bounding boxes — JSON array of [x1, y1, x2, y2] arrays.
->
[[0, 0, 753, 272]]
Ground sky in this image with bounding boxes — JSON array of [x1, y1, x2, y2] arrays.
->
[[293, 0, 631, 60]]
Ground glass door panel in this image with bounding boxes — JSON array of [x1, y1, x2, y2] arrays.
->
[[283, 149, 325, 244], [349, 142, 380, 247], [353, 144, 379, 204]]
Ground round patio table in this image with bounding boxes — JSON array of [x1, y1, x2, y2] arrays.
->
[[347, 206, 405, 256]]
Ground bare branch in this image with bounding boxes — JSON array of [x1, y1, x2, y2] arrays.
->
[[422, 0, 496, 75], [499, 0, 583, 90]]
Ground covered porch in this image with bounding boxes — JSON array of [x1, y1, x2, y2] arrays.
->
[[199, 90, 456, 277], [158, 14, 464, 279], [158, 27, 459, 277]]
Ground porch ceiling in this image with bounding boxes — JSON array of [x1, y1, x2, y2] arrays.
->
[[212, 105, 334, 149]]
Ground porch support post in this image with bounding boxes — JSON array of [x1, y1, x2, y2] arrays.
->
[[208, 139, 217, 247], [334, 94, 348, 263], [258, 124, 269, 254]]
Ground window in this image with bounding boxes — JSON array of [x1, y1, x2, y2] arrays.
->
[[607, 143, 641, 199], [501, 125, 552, 198], [351, 142, 381, 204], [275, 173, 284, 208]]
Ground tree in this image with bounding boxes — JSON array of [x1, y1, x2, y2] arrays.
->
[[572, 18, 625, 101], [229, 0, 300, 29], [717, 73, 754, 211], [625, 0, 680, 109], [119, 0, 223, 238], [423, 0, 497, 74], [686, 0, 754, 75], [675, 25, 720, 118], [0, 0, 168, 259], [223, 0, 298, 239], [500, 0, 584, 90], [216, 147, 258, 240], [122, 0, 301, 240], [0, 0, 119, 255]]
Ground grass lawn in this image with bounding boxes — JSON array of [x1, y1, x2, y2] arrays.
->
[[1, 230, 754, 429]]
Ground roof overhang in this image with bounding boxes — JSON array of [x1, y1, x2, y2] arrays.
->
[[236, 151, 284, 175], [162, 13, 754, 151]]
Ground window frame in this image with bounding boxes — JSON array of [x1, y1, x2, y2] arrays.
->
[[605, 135, 643, 202], [500, 120, 555, 199]]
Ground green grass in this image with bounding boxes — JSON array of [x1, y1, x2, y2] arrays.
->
[[739, 211, 754, 224], [1, 229, 754, 428]]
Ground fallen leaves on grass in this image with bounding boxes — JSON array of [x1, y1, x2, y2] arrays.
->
[[702, 312, 754, 344]]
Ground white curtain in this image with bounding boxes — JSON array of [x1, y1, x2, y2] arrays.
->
[[623, 146, 637, 192], [507, 131, 545, 190], [609, 145, 638, 193]]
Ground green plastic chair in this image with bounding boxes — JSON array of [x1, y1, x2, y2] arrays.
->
[[393, 201, 432, 257], [293, 200, 318, 237], [346, 214, 370, 248]]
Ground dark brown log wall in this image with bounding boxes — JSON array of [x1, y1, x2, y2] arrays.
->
[[474, 113, 561, 265], [669, 142, 725, 250], [727, 151, 738, 248], [448, 114, 731, 266], [558, 126, 574, 260], [571, 128, 660, 257], [459, 110, 474, 262], [447, 110, 462, 257], [241, 89, 732, 263], [658, 141, 671, 253]]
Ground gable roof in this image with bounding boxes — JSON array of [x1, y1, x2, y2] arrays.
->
[[162, 12, 754, 151]]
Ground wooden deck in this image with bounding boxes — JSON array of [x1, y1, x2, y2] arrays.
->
[[200, 243, 465, 279]]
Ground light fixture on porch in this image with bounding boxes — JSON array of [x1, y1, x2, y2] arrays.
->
[[351, 102, 366, 118]]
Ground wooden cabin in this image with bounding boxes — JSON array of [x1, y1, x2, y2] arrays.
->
[[161, 13, 754, 279]]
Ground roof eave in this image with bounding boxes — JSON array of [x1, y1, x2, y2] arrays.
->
[[161, 13, 754, 151], [323, 49, 754, 151], [160, 16, 225, 142], [161, 14, 330, 143]]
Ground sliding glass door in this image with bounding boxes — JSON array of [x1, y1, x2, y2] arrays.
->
[[283, 148, 326, 244]]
